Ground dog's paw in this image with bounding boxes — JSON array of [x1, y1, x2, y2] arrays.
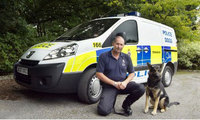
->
[[160, 109, 166, 113], [144, 109, 149, 113], [151, 111, 157, 115]]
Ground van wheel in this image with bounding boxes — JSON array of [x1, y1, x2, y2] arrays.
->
[[78, 68, 102, 104], [162, 66, 173, 87]]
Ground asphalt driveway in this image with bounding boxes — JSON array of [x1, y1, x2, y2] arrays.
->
[[0, 71, 200, 119]]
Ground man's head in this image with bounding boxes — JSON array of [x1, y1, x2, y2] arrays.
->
[[112, 34, 125, 54]]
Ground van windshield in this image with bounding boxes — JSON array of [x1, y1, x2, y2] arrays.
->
[[55, 18, 119, 41]]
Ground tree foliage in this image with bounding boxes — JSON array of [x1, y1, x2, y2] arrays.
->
[[105, 0, 200, 69], [105, 0, 200, 42], [0, 0, 200, 74], [0, 0, 28, 35], [20, 0, 110, 36]]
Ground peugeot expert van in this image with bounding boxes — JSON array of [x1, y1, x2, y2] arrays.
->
[[14, 12, 177, 104]]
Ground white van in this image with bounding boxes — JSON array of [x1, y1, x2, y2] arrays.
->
[[14, 12, 177, 104]]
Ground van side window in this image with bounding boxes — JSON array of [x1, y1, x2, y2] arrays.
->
[[102, 20, 138, 47], [114, 20, 138, 44]]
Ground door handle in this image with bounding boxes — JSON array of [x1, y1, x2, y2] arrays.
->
[[136, 48, 142, 52], [143, 47, 149, 52]]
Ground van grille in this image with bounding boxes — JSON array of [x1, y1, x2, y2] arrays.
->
[[20, 59, 39, 66], [16, 72, 31, 84]]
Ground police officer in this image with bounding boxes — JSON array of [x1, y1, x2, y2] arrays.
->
[[96, 33, 145, 116]]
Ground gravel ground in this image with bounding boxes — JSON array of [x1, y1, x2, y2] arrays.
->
[[0, 71, 200, 119]]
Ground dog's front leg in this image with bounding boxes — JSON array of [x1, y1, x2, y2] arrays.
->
[[151, 96, 160, 115], [144, 90, 149, 113]]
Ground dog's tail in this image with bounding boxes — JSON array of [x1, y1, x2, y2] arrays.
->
[[167, 102, 180, 107]]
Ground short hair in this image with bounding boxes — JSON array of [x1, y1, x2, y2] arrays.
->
[[113, 32, 126, 43]]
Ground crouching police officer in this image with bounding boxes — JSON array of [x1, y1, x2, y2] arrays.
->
[[96, 33, 145, 116]]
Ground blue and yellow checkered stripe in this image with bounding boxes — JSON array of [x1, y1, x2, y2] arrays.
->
[[63, 45, 177, 73], [63, 48, 111, 73]]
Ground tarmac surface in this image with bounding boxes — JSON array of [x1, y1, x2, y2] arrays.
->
[[0, 71, 200, 119]]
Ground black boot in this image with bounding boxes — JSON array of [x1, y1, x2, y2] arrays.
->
[[122, 105, 132, 116]]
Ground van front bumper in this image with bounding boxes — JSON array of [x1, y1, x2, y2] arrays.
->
[[14, 61, 82, 93]]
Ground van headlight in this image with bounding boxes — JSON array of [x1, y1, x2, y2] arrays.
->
[[43, 43, 78, 60]]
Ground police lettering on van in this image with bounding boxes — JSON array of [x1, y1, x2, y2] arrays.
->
[[14, 12, 177, 104]]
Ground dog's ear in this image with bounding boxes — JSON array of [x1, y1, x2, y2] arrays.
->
[[147, 62, 152, 69], [155, 64, 164, 73]]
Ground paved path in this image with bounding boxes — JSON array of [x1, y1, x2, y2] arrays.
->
[[0, 71, 200, 119]]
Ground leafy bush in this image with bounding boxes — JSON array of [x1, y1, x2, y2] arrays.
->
[[0, 25, 56, 75], [178, 41, 200, 69]]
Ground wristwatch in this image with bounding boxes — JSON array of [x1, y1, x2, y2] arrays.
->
[[114, 82, 117, 87]]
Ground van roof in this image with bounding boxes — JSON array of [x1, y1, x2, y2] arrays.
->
[[94, 16, 174, 30]]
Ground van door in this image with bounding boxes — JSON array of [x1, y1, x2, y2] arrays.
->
[[103, 20, 139, 65], [102, 19, 149, 83], [142, 45, 151, 65]]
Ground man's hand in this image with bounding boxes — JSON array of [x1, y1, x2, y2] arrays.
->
[[113, 81, 128, 90], [113, 82, 122, 90], [118, 73, 135, 90], [119, 81, 128, 90]]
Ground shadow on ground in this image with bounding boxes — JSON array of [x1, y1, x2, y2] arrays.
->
[[0, 79, 79, 104]]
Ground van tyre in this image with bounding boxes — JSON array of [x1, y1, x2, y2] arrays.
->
[[162, 66, 173, 87], [78, 68, 102, 104]]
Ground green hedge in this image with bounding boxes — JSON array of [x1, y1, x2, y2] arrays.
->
[[178, 41, 200, 70]]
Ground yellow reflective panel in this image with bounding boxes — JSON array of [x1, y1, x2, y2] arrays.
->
[[64, 57, 75, 72], [151, 46, 162, 64], [122, 45, 137, 66], [31, 43, 56, 49], [171, 46, 177, 62], [72, 51, 97, 72]]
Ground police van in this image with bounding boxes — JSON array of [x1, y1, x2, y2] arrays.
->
[[14, 12, 177, 104]]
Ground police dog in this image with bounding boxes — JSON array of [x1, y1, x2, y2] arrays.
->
[[144, 62, 179, 115]]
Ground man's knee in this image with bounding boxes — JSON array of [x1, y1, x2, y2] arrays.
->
[[131, 83, 145, 97], [138, 84, 145, 96], [97, 105, 112, 116]]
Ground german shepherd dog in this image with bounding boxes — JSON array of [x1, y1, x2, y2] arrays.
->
[[144, 63, 179, 115]]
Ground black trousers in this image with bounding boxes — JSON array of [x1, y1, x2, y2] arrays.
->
[[97, 81, 145, 116]]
